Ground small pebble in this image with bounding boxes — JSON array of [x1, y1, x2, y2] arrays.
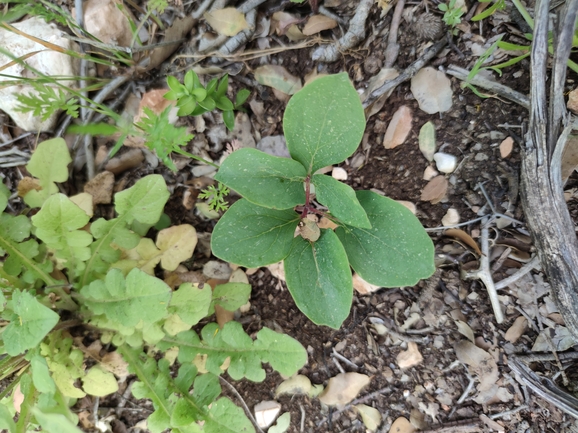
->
[[332, 166, 348, 180], [441, 208, 460, 226], [433, 152, 458, 173], [423, 165, 438, 180]]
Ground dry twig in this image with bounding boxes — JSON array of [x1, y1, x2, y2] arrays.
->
[[312, 0, 373, 63]]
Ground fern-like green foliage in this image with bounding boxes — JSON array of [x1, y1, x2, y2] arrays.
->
[[16, 84, 80, 121], [0, 138, 307, 433], [198, 183, 230, 212], [136, 107, 194, 171]]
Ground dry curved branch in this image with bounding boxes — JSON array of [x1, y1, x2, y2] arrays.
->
[[311, 0, 373, 63], [520, 0, 578, 338]]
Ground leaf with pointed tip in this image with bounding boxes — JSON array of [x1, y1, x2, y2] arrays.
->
[[211, 199, 300, 267], [284, 73, 365, 174], [284, 230, 352, 328], [215, 148, 306, 209], [312, 174, 371, 228], [336, 191, 435, 287]]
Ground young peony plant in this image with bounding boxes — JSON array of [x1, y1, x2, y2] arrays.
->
[[211, 73, 435, 328]]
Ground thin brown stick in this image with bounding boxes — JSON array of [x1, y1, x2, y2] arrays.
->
[[384, 0, 405, 67]]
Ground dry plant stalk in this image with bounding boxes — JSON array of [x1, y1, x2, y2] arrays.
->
[[520, 0, 578, 338]]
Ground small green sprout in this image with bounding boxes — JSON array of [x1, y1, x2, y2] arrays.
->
[[164, 70, 250, 131], [198, 183, 230, 212], [438, 0, 464, 30]]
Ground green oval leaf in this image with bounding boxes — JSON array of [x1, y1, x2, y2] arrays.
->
[[211, 199, 299, 267], [283, 73, 365, 174], [312, 174, 371, 228], [198, 96, 216, 111], [215, 96, 234, 111], [284, 230, 352, 328], [215, 148, 306, 209], [336, 191, 435, 287]]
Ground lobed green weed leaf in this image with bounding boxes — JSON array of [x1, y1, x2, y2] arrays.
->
[[0, 210, 54, 285], [83, 174, 169, 285], [81, 268, 171, 328], [120, 346, 252, 433], [210, 283, 251, 312], [31, 193, 92, 279], [81, 365, 118, 396], [159, 321, 307, 381], [168, 283, 212, 328], [283, 73, 365, 174], [3, 290, 59, 356], [23, 138, 72, 208], [215, 148, 307, 209], [284, 230, 352, 328]]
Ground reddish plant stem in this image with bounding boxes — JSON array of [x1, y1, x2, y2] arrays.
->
[[301, 175, 311, 219]]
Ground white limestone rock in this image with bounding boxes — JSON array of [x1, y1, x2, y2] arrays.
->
[[0, 17, 79, 131]]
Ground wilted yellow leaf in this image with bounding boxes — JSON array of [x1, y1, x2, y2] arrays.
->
[[156, 225, 197, 271]]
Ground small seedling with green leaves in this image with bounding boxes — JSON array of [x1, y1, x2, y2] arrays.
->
[[0, 138, 307, 433], [438, 0, 464, 30], [164, 70, 250, 131], [211, 73, 435, 329]]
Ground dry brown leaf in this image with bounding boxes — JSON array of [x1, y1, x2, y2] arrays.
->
[[411, 67, 453, 114], [318, 216, 338, 230], [156, 225, 198, 271], [271, 11, 302, 35], [455, 320, 475, 342], [318, 372, 370, 406], [101, 351, 129, 379], [148, 16, 196, 71], [275, 374, 312, 397], [135, 89, 177, 124], [383, 105, 412, 149], [568, 87, 578, 114], [499, 136, 514, 158], [353, 273, 381, 295], [17, 177, 41, 198], [355, 404, 382, 431], [84, 171, 114, 205], [396, 200, 416, 214], [254, 65, 302, 95], [388, 417, 416, 433], [420, 175, 448, 204], [254, 401, 281, 428], [504, 316, 527, 343], [561, 135, 578, 184], [69, 192, 94, 217], [396, 342, 423, 369], [13, 384, 24, 412], [302, 14, 338, 35], [204, 8, 249, 36], [104, 148, 144, 174], [444, 228, 481, 255], [78, 411, 94, 429], [454, 340, 498, 392]]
